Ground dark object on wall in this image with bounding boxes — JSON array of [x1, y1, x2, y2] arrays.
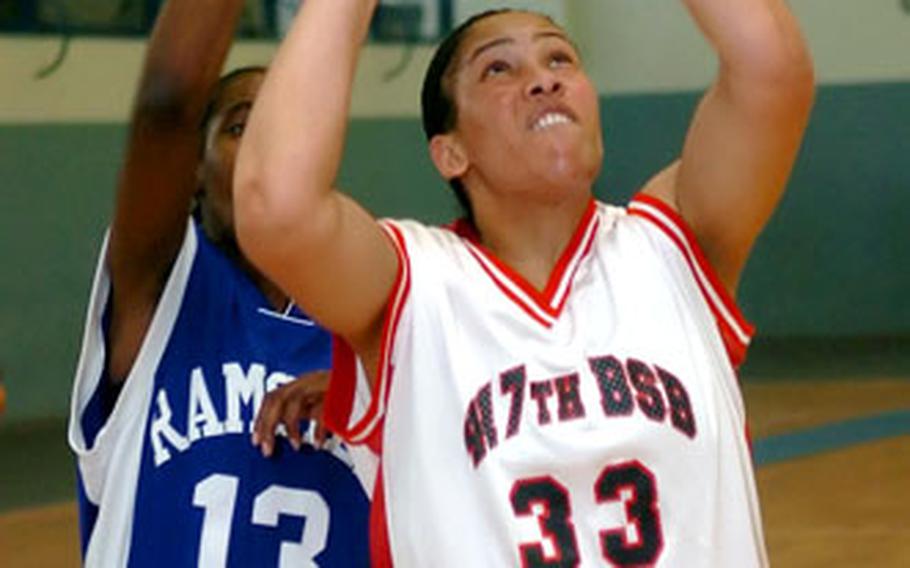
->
[[371, 3, 424, 42], [370, 1, 453, 82]]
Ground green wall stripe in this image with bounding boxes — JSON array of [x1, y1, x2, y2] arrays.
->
[[1, 81, 908, 422]]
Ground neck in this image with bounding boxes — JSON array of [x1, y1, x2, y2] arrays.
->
[[471, 190, 591, 291], [244, 260, 289, 312], [221, 238, 289, 311], [205, 224, 289, 312]]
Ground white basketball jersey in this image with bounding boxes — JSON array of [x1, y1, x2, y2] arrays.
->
[[326, 194, 767, 567]]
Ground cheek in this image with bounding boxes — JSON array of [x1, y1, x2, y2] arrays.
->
[[464, 96, 520, 150], [573, 77, 598, 115], [223, 137, 240, 162], [201, 147, 237, 209], [207, 141, 239, 182], [576, 86, 603, 147]]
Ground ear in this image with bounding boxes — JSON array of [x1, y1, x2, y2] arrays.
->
[[429, 133, 469, 181]]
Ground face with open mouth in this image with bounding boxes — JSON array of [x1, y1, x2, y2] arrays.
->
[[440, 11, 604, 201], [531, 111, 573, 131]]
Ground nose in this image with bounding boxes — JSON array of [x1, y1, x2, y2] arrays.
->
[[525, 66, 563, 98]]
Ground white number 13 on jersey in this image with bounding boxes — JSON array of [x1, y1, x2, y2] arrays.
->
[[193, 473, 330, 567]]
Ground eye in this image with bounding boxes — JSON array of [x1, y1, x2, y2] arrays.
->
[[226, 122, 245, 137], [482, 59, 512, 79], [548, 50, 575, 69]]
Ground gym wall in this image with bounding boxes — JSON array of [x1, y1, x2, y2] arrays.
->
[[1, 0, 907, 422]]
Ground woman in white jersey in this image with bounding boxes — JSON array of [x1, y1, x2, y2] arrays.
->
[[236, 1, 813, 565]]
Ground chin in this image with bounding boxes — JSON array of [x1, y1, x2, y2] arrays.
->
[[544, 151, 599, 192]]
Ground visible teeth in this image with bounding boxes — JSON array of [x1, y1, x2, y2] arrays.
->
[[533, 112, 571, 131]]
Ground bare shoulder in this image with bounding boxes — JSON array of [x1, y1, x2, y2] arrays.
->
[[639, 161, 681, 211]]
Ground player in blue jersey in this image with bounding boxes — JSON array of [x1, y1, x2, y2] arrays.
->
[[66, 0, 370, 565]]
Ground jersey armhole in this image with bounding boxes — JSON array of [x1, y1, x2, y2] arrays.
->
[[323, 221, 411, 451], [628, 194, 756, 368], [68, 221, 197, 504]]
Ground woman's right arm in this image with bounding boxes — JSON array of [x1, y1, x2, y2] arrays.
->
[[107, 0, 246, 382], [235, 0, 398, 362]]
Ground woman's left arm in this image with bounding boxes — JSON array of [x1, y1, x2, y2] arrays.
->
[[643, 0, 815, 295]]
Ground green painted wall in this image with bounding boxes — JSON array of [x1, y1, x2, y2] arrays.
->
[[1, 81, 908, 423], [1, 124, 120, 423], [598, 82, 910, 338]]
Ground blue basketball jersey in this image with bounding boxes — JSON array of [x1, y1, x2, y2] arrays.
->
[[68, 221, 370, 567]]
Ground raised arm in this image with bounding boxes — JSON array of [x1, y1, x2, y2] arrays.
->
[[107, 0, 245, 381], [642, 0, 815, 294], [235, 0, 397, 362]]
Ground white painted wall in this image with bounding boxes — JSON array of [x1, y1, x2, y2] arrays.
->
[[456, 0, 566, 23], [1, 0, 909, 122], [0, 37, 435, 122], [566, 0, 910, 95]]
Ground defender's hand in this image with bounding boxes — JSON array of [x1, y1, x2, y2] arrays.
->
[[252, 370, 330, 457]]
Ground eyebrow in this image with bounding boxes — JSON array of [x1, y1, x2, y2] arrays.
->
[[221, 101, 253, 122], [467, 30, 573, 64]]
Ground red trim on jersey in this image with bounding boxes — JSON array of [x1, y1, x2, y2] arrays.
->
[[322, 222, 412, 446], [351, 222, 411, 443], [449, 217, 479, 240], [370, 466, 394, 568], [466, 247, 553, 327], [323, 336, 357, 438], [455, 199, 599, 328], [627, 194, 755, 368]]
